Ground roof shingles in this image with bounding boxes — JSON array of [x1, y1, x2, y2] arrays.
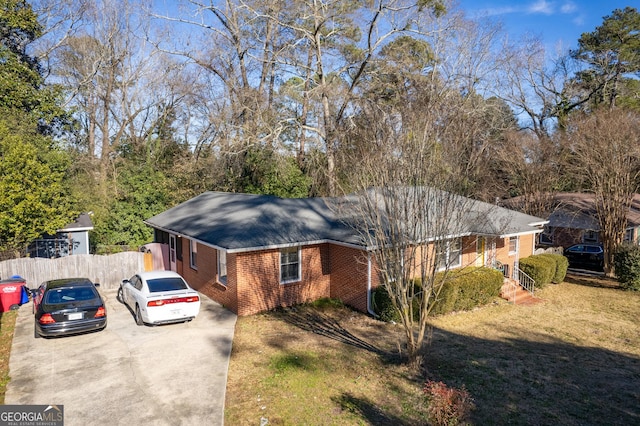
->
[[145, 191, 545, 252]]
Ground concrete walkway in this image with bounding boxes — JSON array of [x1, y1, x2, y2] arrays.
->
[[5, 288, 237, 426]]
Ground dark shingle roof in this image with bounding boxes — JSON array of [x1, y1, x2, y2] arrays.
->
[[145, 191, 546, 252], [58, 213, 94, 232], [145, 192, 361, 251], [504, 192, 640, 231]]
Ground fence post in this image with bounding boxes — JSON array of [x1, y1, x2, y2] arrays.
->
[[144, 252, 153, 271]]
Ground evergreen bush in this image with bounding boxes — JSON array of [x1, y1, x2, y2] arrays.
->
[[518, 255, 556, 289], [372, 267, 503, 320], [614, 244, 640, 291], [537, 253, 569, 283]]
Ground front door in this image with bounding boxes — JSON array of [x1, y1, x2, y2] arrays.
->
[[169, 234, 177, 272]]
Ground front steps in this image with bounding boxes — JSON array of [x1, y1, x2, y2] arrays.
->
[[500, 279, 542, 305]]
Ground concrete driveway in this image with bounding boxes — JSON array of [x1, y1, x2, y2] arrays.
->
[[5, 288, 237, 426]]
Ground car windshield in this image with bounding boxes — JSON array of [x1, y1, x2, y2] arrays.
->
[[147, 277, 188, 293], [45, 287, 97, 304]]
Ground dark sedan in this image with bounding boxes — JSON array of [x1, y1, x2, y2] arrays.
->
[[32, 278, 107, 338]]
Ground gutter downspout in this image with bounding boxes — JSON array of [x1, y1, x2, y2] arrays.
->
[[367, 252, 378, 317]]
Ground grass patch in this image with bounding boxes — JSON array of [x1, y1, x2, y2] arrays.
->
[[424, 276, 640, 424], [225, 306, 427, 425], [225, 275, 640, 425], [0, 310, 18, 404]]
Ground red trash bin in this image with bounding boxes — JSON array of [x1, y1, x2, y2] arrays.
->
[[0, 278, 26, 312]]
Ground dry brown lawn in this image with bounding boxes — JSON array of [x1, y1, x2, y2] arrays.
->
[[225, 275, 640, 424], [0, 310, 17, 404]]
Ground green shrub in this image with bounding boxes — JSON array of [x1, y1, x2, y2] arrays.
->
[[518, 255, 556, 289], [537, 253, 569, 283], [429, 277, 460, 316], [371, 286, 399, 322], [431, 267, 503, 315], [372, 267, 503, 320], [614, 245, 640, 291]]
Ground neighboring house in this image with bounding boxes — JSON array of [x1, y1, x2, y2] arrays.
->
[[528, 193, 640, 248], [144, 191, 546, 316], [28, 213, 94, 258]]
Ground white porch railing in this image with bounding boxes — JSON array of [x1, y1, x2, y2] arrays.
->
[[513, 267, 535, 296]]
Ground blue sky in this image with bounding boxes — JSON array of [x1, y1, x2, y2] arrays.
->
[[458, 0, 635, 50]]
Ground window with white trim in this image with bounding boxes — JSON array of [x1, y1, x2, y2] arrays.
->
[[540, 226, 553, 244], [508, 236, 518, 255], [217, 249, 227, 285], [189, 240, 197, 269], [280, 246, 301, 283], [437, 238, 462, 270], [583, 230, 598, 243], [449, 238, 462, 268], [624, 228, 635, 244]]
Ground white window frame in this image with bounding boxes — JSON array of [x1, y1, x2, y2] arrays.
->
[[508, 236, 519, 255], [583, 230, 598, 243], [437, 238, 462, 270], [624, 228, 634, 243], [280, 246, 301, 284], [449, 238, 462, 268], [189, 240, 198, 269], [217, 249, 227, 285], [540, 226, 553, 244]]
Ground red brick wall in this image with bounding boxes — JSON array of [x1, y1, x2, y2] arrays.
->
[[329, 245, 371, 313], [234, 244, 331, 316], [552, 227, 585, 249], [179, 241, 238, 314], [174, 233, 539, 316]]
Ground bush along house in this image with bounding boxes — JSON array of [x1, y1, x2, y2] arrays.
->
[[144, 190, 547, 316]]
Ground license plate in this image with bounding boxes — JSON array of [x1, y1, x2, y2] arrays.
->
[[68, 312, 83, 320], [170, 309, 182, 315]]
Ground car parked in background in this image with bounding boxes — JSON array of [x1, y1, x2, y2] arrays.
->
[[32, 278, 107, 338], [563, 243, 604, 270], [118, 271, 200, 326]]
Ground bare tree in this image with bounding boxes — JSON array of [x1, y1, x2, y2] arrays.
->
[[336, 90, 513, 363], [335, 26, 514, 361], [492, 130, 565, 218], [483, 35, 581, 215], [52, 1, 178, 183], [565, 108, 640, 276]]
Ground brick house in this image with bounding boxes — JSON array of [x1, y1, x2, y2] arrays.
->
[[144, 191, 546, 316], [508, 193, 640, 249]]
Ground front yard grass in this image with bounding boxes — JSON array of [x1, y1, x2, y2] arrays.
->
[[225, 275, 640, 425]]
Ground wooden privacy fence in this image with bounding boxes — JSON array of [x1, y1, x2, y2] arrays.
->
[[0, 252, 150, 290]]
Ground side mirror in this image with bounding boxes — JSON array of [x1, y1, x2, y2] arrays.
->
[[94, 282, 100, 287]]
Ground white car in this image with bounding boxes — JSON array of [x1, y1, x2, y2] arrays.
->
[[118, 271, 200, 326]]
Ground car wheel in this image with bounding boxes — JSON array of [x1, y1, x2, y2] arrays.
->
[[135, 305, 144, 326], [34, 325, 40, 339], [116, 287, 124, 303]]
